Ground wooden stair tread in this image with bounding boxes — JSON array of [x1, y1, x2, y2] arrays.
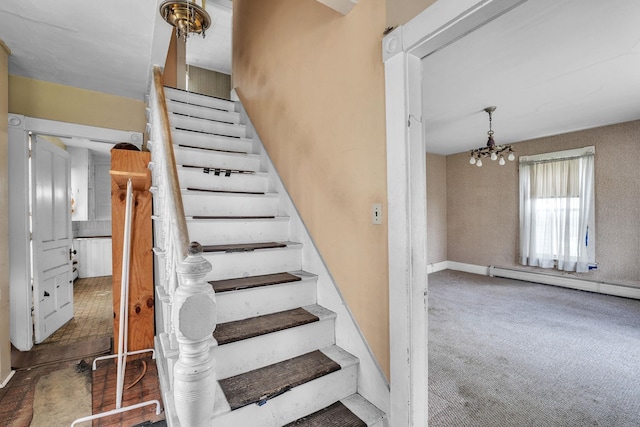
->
[[186, 187, 264, 195], [219, 350, 340, 410], [177, 143, 247, 154], [202, 242, 287, 253], [284, 401, 367, 427], [210, 272, 302, 293], [191, 215, 276, 220], [214, 307, 318, 345]]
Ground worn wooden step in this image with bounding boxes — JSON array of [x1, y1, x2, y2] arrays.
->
[[215, 271, 317, 324], [285, 401, 366, 427], [211, 272, 301, 293], [202, 241, 286, 253], [186, 186, 264, 195], [166, 98, 240, 123], [186, 216, 290, 245], [181, 190, 279, 218], [178, 167, 268, 194], [164, 86, 235, 111], [169, 113, 246, 138], [219, 349, 341, 410], [214, 307, 318, 346], [171, 129, 253, 154], [212, 346, 359, 426], [214, 304, 335, 379], [174, 146, 261, 171], [202, 242, 302, 281]]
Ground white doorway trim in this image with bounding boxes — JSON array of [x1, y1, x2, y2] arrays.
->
[[7, 113, 142, 351], [382, 0, 527, 425]]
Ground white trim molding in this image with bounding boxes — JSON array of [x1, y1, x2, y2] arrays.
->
[[316, 0, 358, 15], [383, 1, 530, 425], [437, 261, 640, 301]]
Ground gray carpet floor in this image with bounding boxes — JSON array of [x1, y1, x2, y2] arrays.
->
[[428, 270, 640, 427]]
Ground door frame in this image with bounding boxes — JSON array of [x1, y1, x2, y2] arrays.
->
[[7, 114, 142, 351], [382, 0, 527, 424]]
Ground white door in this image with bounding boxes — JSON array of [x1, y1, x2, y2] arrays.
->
[[31, 136, 74, 343]]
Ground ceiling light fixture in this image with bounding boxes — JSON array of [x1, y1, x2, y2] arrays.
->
[[469, 106, 515, 167], [160, 0, 211, 41]]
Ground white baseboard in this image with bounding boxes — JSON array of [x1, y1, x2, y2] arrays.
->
[[426, 261, 448, 274], [434, 261, 640, 301], [0, 370, 15, 388]]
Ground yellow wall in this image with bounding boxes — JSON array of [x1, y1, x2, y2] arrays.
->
[[386, 0, 437, 27], [8, 75, 146, 133], [233, 0, 390, 377], [0, 40, 12, 386]]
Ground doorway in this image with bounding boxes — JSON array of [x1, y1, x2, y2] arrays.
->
[[7, 113, 142, 352]]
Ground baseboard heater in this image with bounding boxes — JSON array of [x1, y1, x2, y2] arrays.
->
[[488, 266, 640, 300]]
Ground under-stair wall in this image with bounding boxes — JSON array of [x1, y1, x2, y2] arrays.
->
[[235, 92, 391, 414]]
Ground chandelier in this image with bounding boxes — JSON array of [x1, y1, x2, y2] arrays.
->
[[160, 0, 211, 41], [469, 106, 515, 167]]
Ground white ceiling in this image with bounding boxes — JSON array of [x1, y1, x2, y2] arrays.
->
[[0, 0, 232, 101], [422, 0, 640, 155]]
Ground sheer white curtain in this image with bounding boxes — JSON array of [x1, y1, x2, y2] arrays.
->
[[519, 150, 595, 273]]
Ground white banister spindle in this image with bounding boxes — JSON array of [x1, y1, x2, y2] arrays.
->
[[173, 242, 217, 426]]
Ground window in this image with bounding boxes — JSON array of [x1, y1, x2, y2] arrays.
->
[[519, 147, 595, 272]]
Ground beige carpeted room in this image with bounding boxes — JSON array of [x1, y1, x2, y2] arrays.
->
[[422, 1, 640, 425]]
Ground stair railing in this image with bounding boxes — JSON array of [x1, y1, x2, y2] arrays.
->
[[149, 65, 218, 426]]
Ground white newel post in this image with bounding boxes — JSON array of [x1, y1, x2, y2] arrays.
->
[[173, 242, 217, 426]]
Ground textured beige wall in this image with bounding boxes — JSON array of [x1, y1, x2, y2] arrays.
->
[[0, 40, 11, 385], [8, 76, 146, 133], [426, 153, 447, 263], [447, 120, 640, 287], [187, 66, 231, 100], [233, 0, 390, 377], [386, 0, 437, 27]]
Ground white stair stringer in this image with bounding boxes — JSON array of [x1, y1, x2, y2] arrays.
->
[[236, 94, 391, 417], [150, 88, 388, 427], [212, 345, 359, 427]]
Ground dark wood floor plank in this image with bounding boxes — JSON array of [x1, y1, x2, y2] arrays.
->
[[284, 401, 366, 427], [202, 242, 287, 253], [210, 272, 302, 293], [214, 307, 318, 345], [219, 350, 340, 410]]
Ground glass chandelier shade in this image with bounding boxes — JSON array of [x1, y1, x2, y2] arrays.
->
[[469, 106, 515, 167]]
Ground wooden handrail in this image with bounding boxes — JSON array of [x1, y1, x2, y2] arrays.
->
[[151, 66, 190, 258]]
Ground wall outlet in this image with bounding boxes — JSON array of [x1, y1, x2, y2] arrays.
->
[[372, 203, 382, 225]]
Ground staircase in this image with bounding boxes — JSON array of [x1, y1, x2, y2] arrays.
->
[[150, 84, 388, 426]]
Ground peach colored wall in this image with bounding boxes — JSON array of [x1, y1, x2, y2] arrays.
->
[[386, 0, 437, 27], [446, 120, 640, 287], [0, 40, 11, 385], [8, 76, 146, 134], [233, 0, 390, 376], [426, 153, 447, 264]]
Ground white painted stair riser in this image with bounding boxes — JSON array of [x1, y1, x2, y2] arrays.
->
[[163, 87, 235, 112], [177, 168, 268, 193], [202, 244, 302, 281], [216, 275, 317, 323], [212, 363, 358, 427], [215, 310, 336, 379], [168, 114, 246, 138], [173, 146, 261, 171], [171, 129, 253, 154], [181, 191, 279, 217], [186, 217, 290, 245], [166, 101, 240, 124]]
